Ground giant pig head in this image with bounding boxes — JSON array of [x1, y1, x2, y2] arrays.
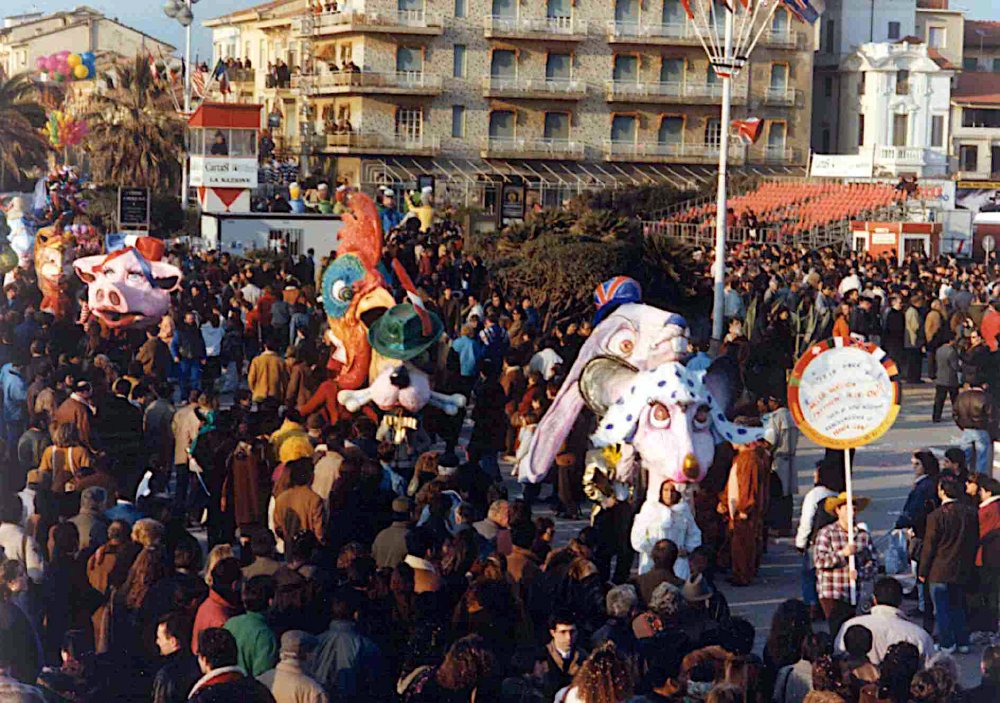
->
[[322, 192, 395, 390], [519, 303, 690, 483], [586, 357, 765, 501], [74, 236, 182, 329]]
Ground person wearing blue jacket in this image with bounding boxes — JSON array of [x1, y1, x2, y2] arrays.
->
[[377, 188, 403, 234]]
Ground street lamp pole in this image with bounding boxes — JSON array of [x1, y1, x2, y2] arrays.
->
[[164, 0, 196, 211], [710, 9, 734, 353]]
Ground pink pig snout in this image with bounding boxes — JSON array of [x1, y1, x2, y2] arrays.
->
[[93, 282, 128, 311]]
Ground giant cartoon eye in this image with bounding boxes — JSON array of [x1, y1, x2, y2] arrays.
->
[[126, 270, 145, 285], [694, 404, 711, 430], [608, 328, 636, 357], [649, 402, 671, 429], [331, 280, 354, 303]]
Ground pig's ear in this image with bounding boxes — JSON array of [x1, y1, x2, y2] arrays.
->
[[73, 255, 105, 284], [150, 262, 182, 292]]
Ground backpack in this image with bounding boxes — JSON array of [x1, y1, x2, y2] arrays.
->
[[808, 502, 836, 546]]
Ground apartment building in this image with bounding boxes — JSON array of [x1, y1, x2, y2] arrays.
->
[[952, 73, 1000, 182], [0, 6, 174, 79], [963, 20, 1000, 73], [206, 0, 814, 207]]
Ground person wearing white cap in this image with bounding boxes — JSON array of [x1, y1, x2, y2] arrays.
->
[[378, 187, 402, 233], [257, 630, 327, 703]]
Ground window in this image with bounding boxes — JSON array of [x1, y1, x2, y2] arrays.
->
[[892, 113, 908, 147], [660, 58, 684, 85], [963, 57, 978, 71], [491, 49, 517, 78], [961, 108, 1000, 128], [771, 7, 790, 33], [453, 45, 466, 78], [858, 114, 865, 146], [398, 0, 421, 11], [546, 53, 571, 82], [489, 110, 515, 139], [895, 69, 909, 95], [769, 63, 789, 91], [959, 145, 978, 172], [396, 109, 423, 140], [615, 0, 639, 25], [767, 121, 787, 157], [888, 21, 900, 40], [994, 58, 1000, 72], [706, 62, 719, 85], [663, 0, 685, 25], [492, 0, 516, 19], [547, 0, 570, 19], [857, 75, 865, 95], [705, 118, 721, 146], [611, 115, 637, 143], [613, 55, 639, 83], [658, 116, 683, 145], [824, 19, 835, 53], [930, 115, 944, 148], [396, 47, 423, 73], [455, 0, 467, 17], [821, 128, 831, 153], [544, 112, 570, 141], [927, 26, 945, 49], [992, 146, 1000, 176], [823, 75, 833, 97], [451, 106, 465, 138]]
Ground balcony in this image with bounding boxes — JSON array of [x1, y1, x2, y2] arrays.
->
[[761, 145, 797, 164], [295, 10, 444, 37], [482, 76, 587, 100], [761, 28, 802, 49], [481, 136, 585, 160], [293, 71, 442, 97], [603, 140, 746, 165], [483, 15, 588, 41], [871, 145, 949, 177], [606, 20, 701, 45], [763, 86, 800, 106], [605, 79, 747, 105], [322, 131, 440, 156], [229, 68, 255, 85]]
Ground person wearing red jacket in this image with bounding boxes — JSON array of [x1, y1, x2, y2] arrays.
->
[[972, 474, 1000, 635]]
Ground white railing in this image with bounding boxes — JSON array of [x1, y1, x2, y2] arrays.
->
[[606, 19, 701, 41], [482, 137, 585, 157], [484, 15, 588, 36], [606, 79, 748, 100], [763, 27, 798, 47], [297, 71, 442, 92], [764, 86, 798, 105], [298, 9, 443, 34], [483, 76, 587, 95], [325, 131, 440, 151], [604, 140, 746, 160], [875, 146, 947, 166], [763, 145, 795, 163]]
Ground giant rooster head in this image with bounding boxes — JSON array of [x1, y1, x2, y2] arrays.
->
[[321, 192, 395, 390]]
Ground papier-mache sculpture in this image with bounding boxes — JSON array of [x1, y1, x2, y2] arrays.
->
[[34, 226, 77, 319], [2, 196, 35, 271]]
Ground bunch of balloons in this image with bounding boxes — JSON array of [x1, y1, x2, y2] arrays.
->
[[66, 222, 102, 256], [45, 111, 89, 150], [36, 51, 97, 82]]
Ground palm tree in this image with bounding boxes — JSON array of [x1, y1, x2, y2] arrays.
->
[[83, 54, 182, 190], [0, 73, 49, 190]]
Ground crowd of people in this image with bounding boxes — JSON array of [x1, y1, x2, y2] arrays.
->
[[0, 183, 997, 703]]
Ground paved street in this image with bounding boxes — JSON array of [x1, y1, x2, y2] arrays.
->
[[509, 384, 987, 687]]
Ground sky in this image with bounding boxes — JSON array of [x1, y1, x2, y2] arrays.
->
[[6, 0, 999, 61]]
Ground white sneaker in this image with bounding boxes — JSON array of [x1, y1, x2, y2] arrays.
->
[[957, 645, 971, 654], [934, 644, 956, 654]]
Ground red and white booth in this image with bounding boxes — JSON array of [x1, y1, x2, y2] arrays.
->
[[850, 221, 941, 265], [187, 102, 262, 214]]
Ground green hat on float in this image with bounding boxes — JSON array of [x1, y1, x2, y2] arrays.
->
[[368, 303, 444, 361]]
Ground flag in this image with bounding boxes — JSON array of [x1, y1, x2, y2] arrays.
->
[[211, 59, 231, 95], [191, 69, 206, 98], [680, 0, 694, 19], [782, 0, 825, 24], [732, 117, 763, 145], [391, 258, 432, 336], [147, 51, 160, 83]]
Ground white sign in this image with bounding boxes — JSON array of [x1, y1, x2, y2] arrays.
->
[[810, 152, 875, 179], [789, 341, 899, 450], [871, 232, 896, 245], [189, 156, 259, 188], [983, 234, 995, 253]]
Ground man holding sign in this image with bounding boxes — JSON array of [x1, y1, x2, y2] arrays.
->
[[813, 492, 877, 636]]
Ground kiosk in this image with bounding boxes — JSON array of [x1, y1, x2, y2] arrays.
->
[[187, 102, 262, 214]]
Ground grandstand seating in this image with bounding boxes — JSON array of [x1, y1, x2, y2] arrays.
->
[[659, 181, 943, 239]]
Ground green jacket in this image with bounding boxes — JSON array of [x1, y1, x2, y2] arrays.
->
[[223, 611, 278, 677]]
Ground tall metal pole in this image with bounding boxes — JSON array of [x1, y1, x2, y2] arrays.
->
[[710, 10, 734, 352], [180, 1, 193, 211]]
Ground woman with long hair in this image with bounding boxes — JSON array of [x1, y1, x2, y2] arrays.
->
[[38, 422, 92, 493], [403, 634, 497, 702], [762, 599, 812, 699], [41, 521, 99, 662], [558, 642, 634, 703]]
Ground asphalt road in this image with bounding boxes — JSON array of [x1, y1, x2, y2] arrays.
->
[[506, 384, 988, 687]]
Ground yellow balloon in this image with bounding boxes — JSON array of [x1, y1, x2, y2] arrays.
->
[[67, 53, 82, 68], [73, 64, 89, 79]]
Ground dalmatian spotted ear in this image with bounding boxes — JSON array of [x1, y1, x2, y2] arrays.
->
[[705, 392, 766, 445], [591, 384, 645, 447]]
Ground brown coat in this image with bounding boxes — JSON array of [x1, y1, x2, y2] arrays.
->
[[284, 361, 314, 409], [247, 351, 288, 402], [273, 485, 325, 543], [919, 500, 980, 585], [53, 396, 95, 448], [136, 336, 172, 378], [39, 445, 92, 492], [507, 546, 542, 588]]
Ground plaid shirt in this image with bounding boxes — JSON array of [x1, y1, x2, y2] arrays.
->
[[813, 522, 876, 602]]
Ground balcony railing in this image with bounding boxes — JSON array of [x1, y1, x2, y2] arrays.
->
[[763, 145, 795, 164], [293, 71, 442, 95], [762, 27, 800, 48], [296, 9, 444, 36], [229, 68, 255, 83], [482, 76, 587, 99], [323, 131, 440, 154], [481, 136, 585, 159], [605, 79, 747, 103], [871, 145, 949, 177], [764, 86, 798, 105], [606, 19, 702, 43], [483, 15, 588, 39], [604, 140, 746, 163]]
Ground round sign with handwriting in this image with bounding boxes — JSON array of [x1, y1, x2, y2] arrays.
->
[[788, 338, 900, 450]]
